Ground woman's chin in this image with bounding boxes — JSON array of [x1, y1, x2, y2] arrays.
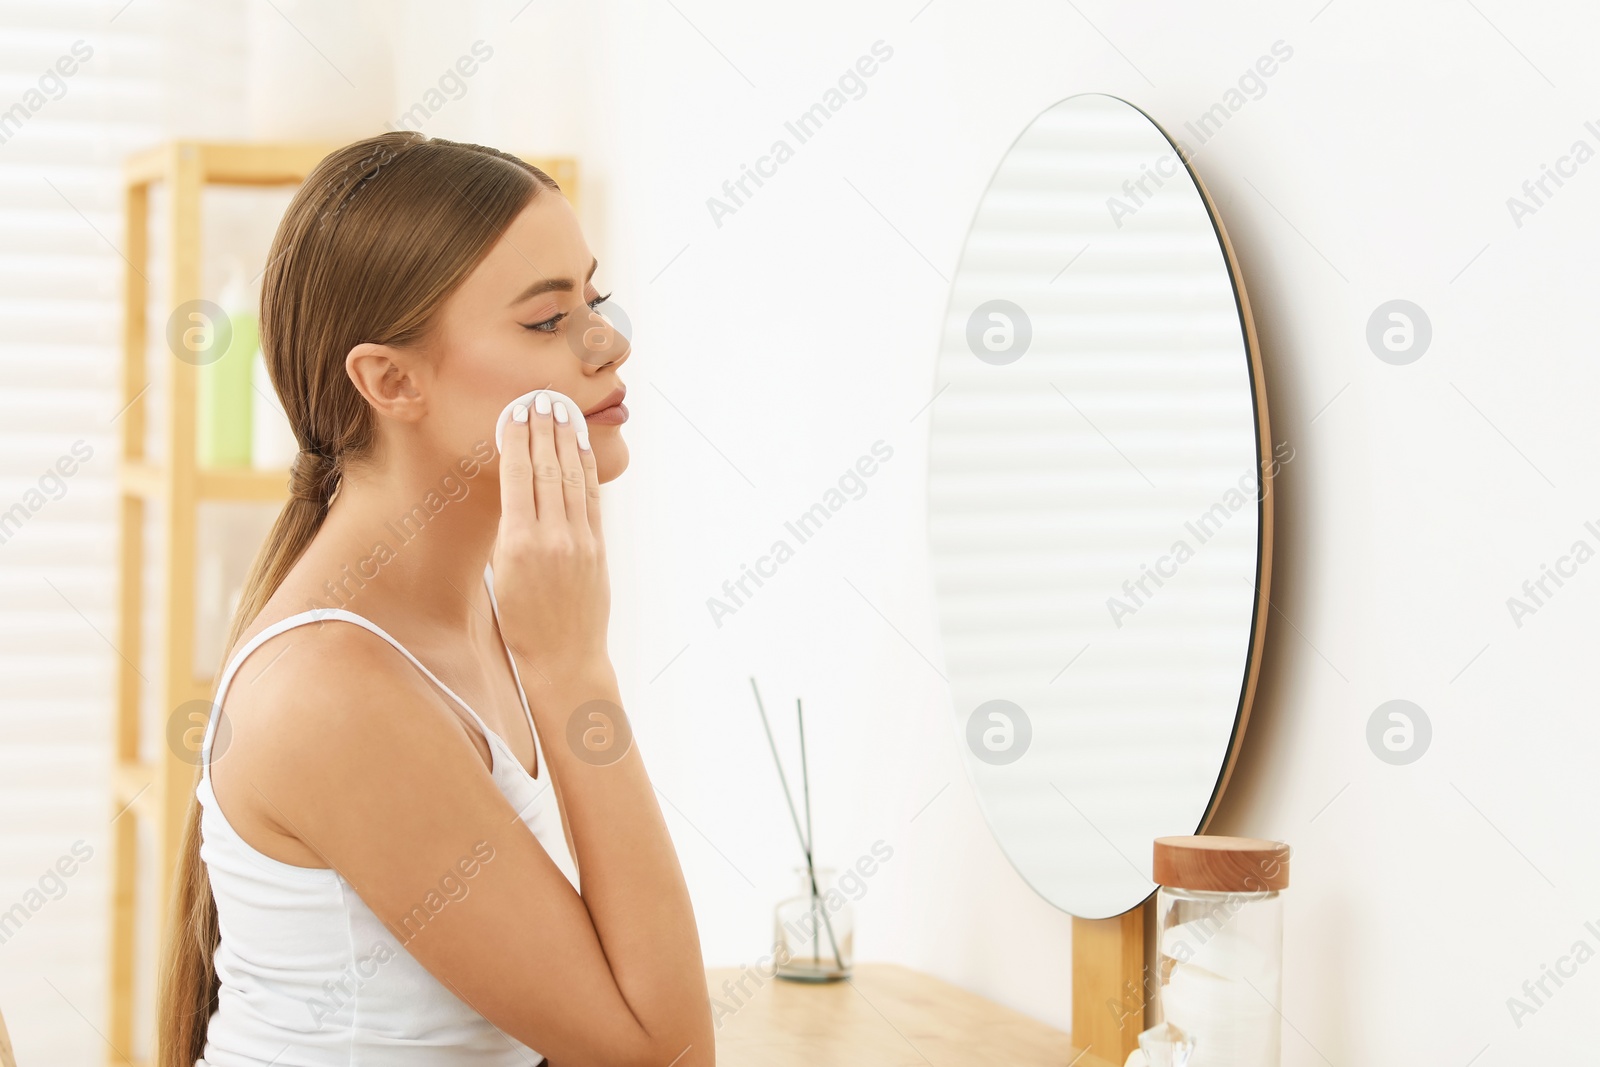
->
[[594, 433, 629, 483]]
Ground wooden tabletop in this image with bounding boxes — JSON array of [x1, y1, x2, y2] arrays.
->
[[706, 962, 1114, 1066]]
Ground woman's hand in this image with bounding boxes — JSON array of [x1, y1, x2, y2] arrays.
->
[[484, 392, 711, 1063], [492, 391, 610, 680]]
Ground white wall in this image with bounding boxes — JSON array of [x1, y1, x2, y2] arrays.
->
[[431, 1, 1598, 1062]]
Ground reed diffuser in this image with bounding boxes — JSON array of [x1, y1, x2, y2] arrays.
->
[[750, 677, 854, 981]]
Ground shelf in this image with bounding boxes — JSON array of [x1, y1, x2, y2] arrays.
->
[[124, 140, 579, 200], [124, 141, 345, 189], [113, 761, 158, 820], [119, 460, 161, 498], [119, 459, 289, 501], [200, 465, 290, 501]]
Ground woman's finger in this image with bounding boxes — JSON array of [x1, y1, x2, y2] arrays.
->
[[577, 426, 603, 545], [528, 390, 565, 523], [498, 402, 536, 528], [551, 399, 588, 531]]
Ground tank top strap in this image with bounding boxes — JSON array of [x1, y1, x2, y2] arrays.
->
[[200, 606, 500, 784], [481, 562, 539, 740]]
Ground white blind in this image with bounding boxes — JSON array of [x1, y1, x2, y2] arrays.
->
[[0, 2, 245, 1062]]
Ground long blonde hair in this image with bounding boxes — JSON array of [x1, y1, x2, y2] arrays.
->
[[156, 132, 561, 1066]]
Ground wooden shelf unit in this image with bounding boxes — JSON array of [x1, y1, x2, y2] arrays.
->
[[110, 139, 578, 1066]]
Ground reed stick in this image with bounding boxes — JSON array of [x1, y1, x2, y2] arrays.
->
[[750, 677, 844, 973]]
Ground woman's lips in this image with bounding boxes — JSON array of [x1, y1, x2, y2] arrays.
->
[[586, 401, 628, 425]]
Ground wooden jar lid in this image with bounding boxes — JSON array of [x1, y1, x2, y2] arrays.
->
[[1152, 835, 1290, 893]]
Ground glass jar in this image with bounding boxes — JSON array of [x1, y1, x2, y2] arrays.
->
[[1149, 836, 1290, 1067], [772, 866, 854, 981]]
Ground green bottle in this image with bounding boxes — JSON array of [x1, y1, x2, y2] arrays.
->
[[197, 263, 258, 468]]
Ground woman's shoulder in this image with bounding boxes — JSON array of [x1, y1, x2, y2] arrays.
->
[[223, 595, 386, 691], [206, 594, 493, 871], [217, 582, 447, 758]]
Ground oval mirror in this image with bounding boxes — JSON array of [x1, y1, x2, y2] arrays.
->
[[927, 92, 1273, 919]]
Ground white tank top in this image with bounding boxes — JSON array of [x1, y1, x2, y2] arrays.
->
[[194, 564, 577, 1066]]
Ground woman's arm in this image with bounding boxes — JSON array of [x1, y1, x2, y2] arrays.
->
[[488, 393, 713, 1063], [235, 629, 710, 1066], [517, 661, 712, 1061]]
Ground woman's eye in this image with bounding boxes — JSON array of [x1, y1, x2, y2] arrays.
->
[[525, 292, 613, 334]]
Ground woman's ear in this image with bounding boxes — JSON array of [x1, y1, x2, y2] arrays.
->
[[346, 341, 427, 424]]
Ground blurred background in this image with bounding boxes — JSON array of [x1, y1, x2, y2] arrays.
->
[[3, 0, 1599, 1063]]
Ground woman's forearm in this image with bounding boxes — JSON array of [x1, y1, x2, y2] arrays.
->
[[521, 653, 714, 1065]]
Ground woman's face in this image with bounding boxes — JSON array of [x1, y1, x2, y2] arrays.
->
[[425, 191, 630, 484]]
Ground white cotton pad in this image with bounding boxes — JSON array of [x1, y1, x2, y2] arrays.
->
[[493, 388, 589, 454], [1161, 960, 1279, 1067], [1161, 919, 1275, 984]]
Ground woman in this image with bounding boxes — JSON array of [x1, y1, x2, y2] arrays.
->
[[158, 132, 714, 1066]]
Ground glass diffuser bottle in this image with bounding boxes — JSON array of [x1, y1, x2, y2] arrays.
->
[[773, 866, 854, 981]]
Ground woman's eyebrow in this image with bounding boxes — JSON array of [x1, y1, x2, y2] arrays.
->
[[507, 257, 599, 305]]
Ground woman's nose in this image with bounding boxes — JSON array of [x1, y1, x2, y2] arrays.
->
[[571, 305, 631, 370]]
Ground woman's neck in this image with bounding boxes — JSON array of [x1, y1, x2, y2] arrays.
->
[[283, 453, 501, 634]]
